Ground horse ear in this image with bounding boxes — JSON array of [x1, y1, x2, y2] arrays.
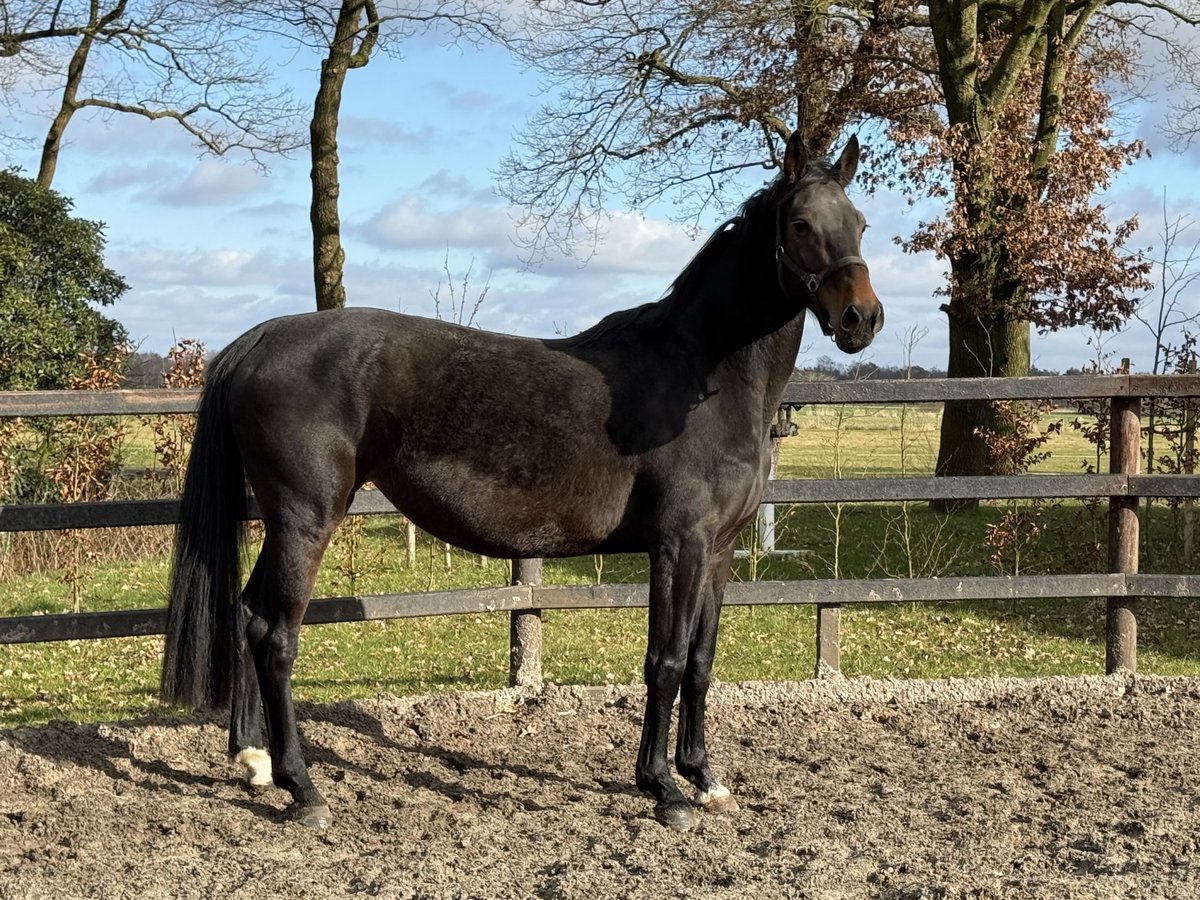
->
[[783, 131, 808, 183], [835, 135, 860, 187]]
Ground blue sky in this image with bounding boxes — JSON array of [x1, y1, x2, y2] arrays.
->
[[3, 26, 1198, 374]]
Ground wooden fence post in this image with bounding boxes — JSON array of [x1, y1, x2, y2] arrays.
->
[[816, 604, 841, 676], [1107, 369, 1140, 674], [1184, 354, 1196, 567], [509, 558, 543, 688], [759, 450, 777, 554], [759, 406, 795, 554]]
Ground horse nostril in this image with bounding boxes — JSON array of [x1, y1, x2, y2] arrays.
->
[[871, 306, 884, 334], [841, 305, 862, 331]]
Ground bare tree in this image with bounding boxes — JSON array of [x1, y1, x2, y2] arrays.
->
[[0, 0, 306, 188], [233, 0, 504, 310], [1134, 194, 1200, 377], [1133, 194, 1200, 565], [429, 246, 491, 328]]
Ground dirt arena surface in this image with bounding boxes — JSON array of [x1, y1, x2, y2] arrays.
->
[[1, 673, 1199, 899]]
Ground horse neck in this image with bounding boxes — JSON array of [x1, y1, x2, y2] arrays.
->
[[672, 217, 808, 420]]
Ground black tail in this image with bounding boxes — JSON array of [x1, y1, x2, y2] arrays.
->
[[160, 334, 258, 710]]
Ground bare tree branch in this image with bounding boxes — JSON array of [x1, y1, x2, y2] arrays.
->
[[500, 0, 937, 260], [2, 0, 307, 185]]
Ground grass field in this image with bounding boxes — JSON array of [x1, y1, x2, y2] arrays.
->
[[0, 403, 1197, 727]]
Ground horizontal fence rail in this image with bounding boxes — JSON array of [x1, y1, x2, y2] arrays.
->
[[5, 574, 1199, 646], [7, 474, 1200, 533], [781, 373, 1200, 404], [1, 375, 1198, 682], [5, 374, 1200, 418], [0, 388, 199, 416]]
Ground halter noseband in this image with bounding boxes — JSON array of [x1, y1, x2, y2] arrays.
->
[[776, 245, 869, 298]]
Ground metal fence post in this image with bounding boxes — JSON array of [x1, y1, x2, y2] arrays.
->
[[509, 558, 543, 688], [1107, 371, 1140, 674], [760, 405, 797, 554]]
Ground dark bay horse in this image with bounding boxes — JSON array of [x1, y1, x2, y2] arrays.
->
[[161, 133, 883, 831]]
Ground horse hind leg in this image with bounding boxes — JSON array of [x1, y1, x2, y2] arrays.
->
[[229, 562, 271, 793], [245, 510, 344, 828]]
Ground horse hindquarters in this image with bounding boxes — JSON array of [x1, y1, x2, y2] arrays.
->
[[163, 320, 357, 827]]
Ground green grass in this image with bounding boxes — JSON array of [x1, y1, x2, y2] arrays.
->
[[1, 404, 1197, 727], [779, 404, 1104, 477]]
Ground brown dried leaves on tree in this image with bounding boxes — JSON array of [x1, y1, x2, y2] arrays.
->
[[892, 26, 1151, 333]]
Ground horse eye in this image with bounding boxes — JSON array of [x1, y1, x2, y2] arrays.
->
[[792, 220, 811, 235]]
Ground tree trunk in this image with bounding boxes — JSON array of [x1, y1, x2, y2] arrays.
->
[[933, 274, 1031, 510], [38, 98, 76, 189], [791, 1, 838, 157], [309, 0, 378, 311], [34, 1, 131, 188], [309, 48, 350, 311]]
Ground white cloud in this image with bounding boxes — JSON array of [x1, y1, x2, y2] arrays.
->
[[544, 210, 701, 278], [417, 169, 498, 204], [359, 195, 515, 255], [155, 160, 270, 207], [340, 116, 435, 148], [113, 245, 309, 294], [359, 190, 709, 285], [118, 287, 311, 354], [61, 111, 197, 160], [85, 162, 178, 195]]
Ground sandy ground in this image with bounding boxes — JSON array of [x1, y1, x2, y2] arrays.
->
[[2, 673, 1199, 899]]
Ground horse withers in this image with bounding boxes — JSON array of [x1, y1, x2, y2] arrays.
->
[[161, 133, 883, 831]]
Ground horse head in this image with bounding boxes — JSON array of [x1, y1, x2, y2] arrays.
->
[[775, 133, 884, 354]]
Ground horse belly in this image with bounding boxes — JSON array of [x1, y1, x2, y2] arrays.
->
[[371, 454, 636, 559]]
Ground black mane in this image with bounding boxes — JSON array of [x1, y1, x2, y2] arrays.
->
[[568, 159, 847, 346]]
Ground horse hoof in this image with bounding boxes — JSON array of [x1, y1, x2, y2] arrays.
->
[[698, 785, 740, 814], [244, 780, 273, 797], [702, 792, 739, 814], [289, 802, 333, 829], [654, 801, 699, 831]]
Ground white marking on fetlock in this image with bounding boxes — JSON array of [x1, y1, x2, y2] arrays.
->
[[235, 747, 273, 787], [696, 783, 731, 806]]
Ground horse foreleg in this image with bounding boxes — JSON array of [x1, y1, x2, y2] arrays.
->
[[637, 536, 709, 831], [675, 545, 739, 814]]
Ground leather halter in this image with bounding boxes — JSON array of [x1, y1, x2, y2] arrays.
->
[[774, 202, 869, 327], [776, 245, 869, 297]]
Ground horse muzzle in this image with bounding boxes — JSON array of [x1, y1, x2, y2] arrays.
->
[[833, 299, 884, 353]]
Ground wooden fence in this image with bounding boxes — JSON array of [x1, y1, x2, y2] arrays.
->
[[2, 374, 1199, 684]]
